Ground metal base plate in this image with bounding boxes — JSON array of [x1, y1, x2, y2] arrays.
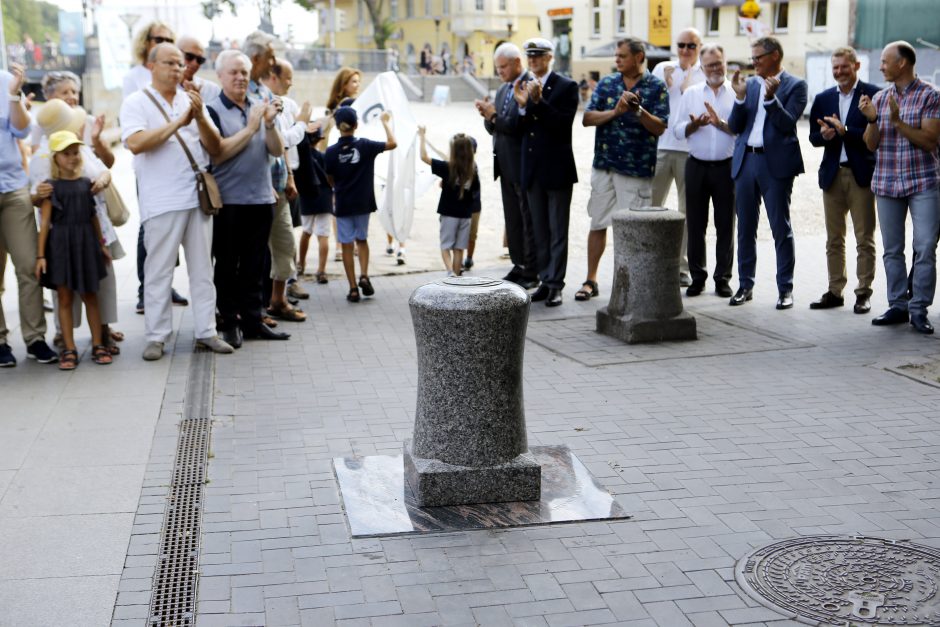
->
[[333, 444, 630, 537], [735, 535, 940, 625]]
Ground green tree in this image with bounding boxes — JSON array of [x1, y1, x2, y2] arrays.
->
[[2, 0, 60, 48], [292, 0, 393, 49]]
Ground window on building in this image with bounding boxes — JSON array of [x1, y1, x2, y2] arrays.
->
[[475, 0, 483, 10], [424, 0, 431, 15], [812, 0, 827, 30], [615, 0, 626, 34], [442, 0, 449, 14], [591, 0, 601, 36], [390, 0, 398, 18], [498, 0, 506, 10], [406, 0, 413, 17], [774, 2, 789, 33], [707, 7, 720, 35]]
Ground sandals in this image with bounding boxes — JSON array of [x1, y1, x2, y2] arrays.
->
[[92, 344, 113, 365], [267, 303, 307, 322], [575, 280, 599, 301], [316, 271, 329, 285], [106, 342, 121, 355], [358, 276, 375, 297], [109, 329, 125, 342], [347, 288, 361, 303], [58, 349, 78, 371], [262, 315, 279, 328]]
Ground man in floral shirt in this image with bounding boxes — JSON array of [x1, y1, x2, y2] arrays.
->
[[575, 37, 668, 302]]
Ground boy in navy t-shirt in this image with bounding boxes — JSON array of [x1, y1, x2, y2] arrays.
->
[[324, 106, 397, 302]]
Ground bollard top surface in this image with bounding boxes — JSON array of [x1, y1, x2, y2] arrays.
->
[[611, 207, 684, 224], [409, 276, 530, 311]]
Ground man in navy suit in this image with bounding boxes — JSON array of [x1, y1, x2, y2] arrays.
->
[[728, 37, 807, 309], [475, 43, 538, 289], [808, 46, 879, 314], [514, 37, 579, 307]]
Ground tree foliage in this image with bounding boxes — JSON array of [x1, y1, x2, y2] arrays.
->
[[2, 0, 61, 46]]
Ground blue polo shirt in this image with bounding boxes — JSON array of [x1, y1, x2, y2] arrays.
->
[[587, 71, 669, 178], [324, 136, 386, 217]]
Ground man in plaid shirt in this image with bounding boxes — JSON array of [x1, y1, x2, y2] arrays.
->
[[861, 41, 940, 334]]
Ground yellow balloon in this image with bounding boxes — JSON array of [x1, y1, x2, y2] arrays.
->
[[740, 0, 761, 18]]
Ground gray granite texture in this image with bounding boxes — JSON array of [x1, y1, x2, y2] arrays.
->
[[405, 276, 541, 506], [596, 207, 697, 344]]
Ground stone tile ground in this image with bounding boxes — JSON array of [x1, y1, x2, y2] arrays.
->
[[188, 253, 940, 627]]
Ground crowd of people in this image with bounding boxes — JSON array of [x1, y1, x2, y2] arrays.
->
[[475, 31, 939, 332], [0, 24, 937, 369]]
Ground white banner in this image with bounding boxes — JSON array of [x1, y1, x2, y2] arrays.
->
[[96, 9, 132, 91], [348, 71, 434, 243]]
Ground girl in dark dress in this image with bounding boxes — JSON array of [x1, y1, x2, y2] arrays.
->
[[35, 131, 111, 370]]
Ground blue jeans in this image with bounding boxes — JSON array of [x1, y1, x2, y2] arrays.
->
[[876, 185, 940, 315]]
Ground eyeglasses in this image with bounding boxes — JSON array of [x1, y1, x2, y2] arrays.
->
[[750, 51, 772, 63], [148, 35, 175, 44], [184, 51, 207, 66], [677, 42, 698, 50]]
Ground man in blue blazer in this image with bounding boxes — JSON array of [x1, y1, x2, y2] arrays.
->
[[808, 47, 879, 314], [728, 37, 807, 309]]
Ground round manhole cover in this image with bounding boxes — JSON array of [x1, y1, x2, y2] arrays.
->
[[736, 535, 940, 625]]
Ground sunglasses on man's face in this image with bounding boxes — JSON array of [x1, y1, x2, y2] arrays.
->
[[184, 51, 207, 66], [677, 42, 698, 50], [149, 35, 175, 44]]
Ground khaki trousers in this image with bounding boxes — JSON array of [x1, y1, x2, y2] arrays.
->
[[269, 192, 297, 282], [0, 186, 46, 345], [652, 149, 689, 278], [823, 167, 877, 298]]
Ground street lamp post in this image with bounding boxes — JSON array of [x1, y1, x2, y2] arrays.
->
[[507, 21, 513, 40], [119, 13, 141, 42], [434, 17, 441, 53]]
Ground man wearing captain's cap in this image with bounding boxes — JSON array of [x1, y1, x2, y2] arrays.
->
[[513, 37, 579, 307]]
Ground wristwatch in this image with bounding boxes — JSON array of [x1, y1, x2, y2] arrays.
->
[[867, 115, 879, 125], [634, 106, 644, 119]]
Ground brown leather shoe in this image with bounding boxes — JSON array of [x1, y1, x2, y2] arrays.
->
[[809, 291, 844, 309]]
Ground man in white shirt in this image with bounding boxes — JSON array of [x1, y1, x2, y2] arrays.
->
[[652, 28, 705, 287], [673, 44, 737, 298], [120, 43, 234, 360]]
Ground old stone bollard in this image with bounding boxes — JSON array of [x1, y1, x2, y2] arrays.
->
[[596, 207, 697, 343], [404, 276, 541, 507]]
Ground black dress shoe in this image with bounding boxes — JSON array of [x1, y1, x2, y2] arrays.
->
[[910, 313, 935, 334], [531, 285, 550, 302], [872, 308, 909, 326], [729, 288, 753, 306], [518, 277, 540, 290], [221, 325, 243, 349], [171, 289, 189, 306], [854, 296, 871, 314], [546, 289, 563, 307], [502, 271, 522, 284], [686, 283, 704, 297], [809, 291, 844, 309], [243, 323, 290, 340], [776, 291, 794, 310], [715, 282, 733, 298]]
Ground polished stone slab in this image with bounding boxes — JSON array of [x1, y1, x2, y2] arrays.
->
[[333, 445, 629, 538], [527, 311, 813, 367]]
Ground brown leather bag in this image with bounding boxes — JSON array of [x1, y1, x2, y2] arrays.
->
[[143, 89, 223, 216]]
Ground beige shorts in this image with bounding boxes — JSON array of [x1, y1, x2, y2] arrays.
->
[[301, 213, 331, 237], [586, 168, 652, 230]]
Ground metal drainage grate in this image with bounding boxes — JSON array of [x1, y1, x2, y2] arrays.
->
[[148, 350, 214, 626], [736, 535, 940, 626]]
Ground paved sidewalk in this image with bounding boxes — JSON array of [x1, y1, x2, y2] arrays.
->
[[2, 101, 938, 626]]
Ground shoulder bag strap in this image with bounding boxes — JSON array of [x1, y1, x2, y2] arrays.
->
[[142, 88, 202, 175]]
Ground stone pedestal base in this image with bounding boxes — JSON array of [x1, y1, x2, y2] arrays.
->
[[403, 439, 541, 507], [596, 306, 697, 344]]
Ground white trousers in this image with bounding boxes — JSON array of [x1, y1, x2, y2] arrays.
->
[[143, 208, 216, 343]]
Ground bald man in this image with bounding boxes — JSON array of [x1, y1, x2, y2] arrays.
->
[[652, 28, 705, 287], [177, 35, 221, 101]]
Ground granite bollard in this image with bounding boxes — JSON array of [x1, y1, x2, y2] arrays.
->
[[596, 207, 697, 343], [404, 276, 541, 507]]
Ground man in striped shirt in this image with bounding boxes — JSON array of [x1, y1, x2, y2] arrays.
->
[[861, 41, 940, 334]]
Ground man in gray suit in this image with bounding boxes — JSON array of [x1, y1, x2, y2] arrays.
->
[[475, 43, 538, 289]]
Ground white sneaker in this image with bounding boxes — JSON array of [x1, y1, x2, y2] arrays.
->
[[142, 341, 165, 361], [196, 335, 234, 354]]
